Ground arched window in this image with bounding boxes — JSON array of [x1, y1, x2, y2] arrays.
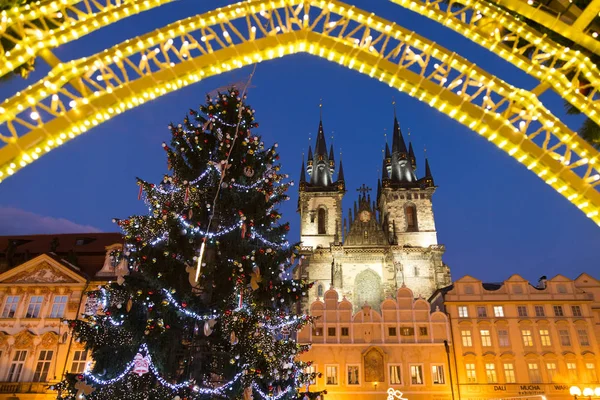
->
[[318, 208, 326, 234], [317, 284, 324, 297], [405, 204, 418, 232]]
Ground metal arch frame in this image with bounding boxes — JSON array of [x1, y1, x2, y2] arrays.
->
[[0, 0, 598, 226], [3, 0, 599, 128], [0, 0, 175, 78]]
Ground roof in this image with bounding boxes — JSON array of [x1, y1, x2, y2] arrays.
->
[[0, 232, 123, 277]]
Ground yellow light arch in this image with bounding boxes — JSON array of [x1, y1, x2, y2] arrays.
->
[[0, 0, 598, 226]]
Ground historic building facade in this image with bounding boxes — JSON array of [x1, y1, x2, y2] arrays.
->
[[430, 274, 600, 400], [0, 233, 126, 399], [296, 113, 451, 310], [297, 287, 455, 400]]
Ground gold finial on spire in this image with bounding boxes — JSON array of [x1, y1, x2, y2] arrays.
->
[[407, 128, 411, 137], [319, 98, 323, 120], [424, 145, 427, 158]]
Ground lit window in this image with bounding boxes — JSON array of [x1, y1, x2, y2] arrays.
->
[[546, 362, 558, 382], [326, 365, 338, 385], [493, 306, 504, 317], [571, 305, 582, 317], [539, 329, 552, 346], [1, 296, 20, 318], [480, 330, 492, 347], [33, 350, 53, 382], [521, 330, 533, 347], [400, 327, 414, 336], [71, 350, 89, 373], [419, 327, 428, 336], [26, 295, 44, 318], [8, 350, 27, 382], [466, 363, 477, 383], [559, 329, 571, 346], [577, 329, 590, 346], [312, 327, 323, 336], [461, 330, 473, 347], [432, 365, 445, 384], [567, 362, 578, 381], [388, 327, 397, 337], [389, 365, 402, 385], [410, 365, 424, 385], [586, 363, 597, 383], [458, 306, 469, 318], [347, 365, 360, 385], [528, 363, 541, 383], [503, 363, 516, 383], [50, 295, 68, 318], [517, 306, 528, 317], [485, 363, 497, 383], [553, 305, 564, 317], [477, 306, 487, 318], [497, 329, 510, 347], [534, 305, 545, 317]]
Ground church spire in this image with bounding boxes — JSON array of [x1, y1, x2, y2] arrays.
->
[[338, 160, 345, 182], [408, 142, 416, 170], [391, 115, 408, 154], [299, 157, 306, 184], [424, 158, 435, 187]]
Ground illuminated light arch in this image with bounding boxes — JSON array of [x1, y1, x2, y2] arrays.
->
[[0, 0, 598, 226], [0, 0, 174, 77], [3, 0, 599, 127]]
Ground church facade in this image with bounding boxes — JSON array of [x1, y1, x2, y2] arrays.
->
[[296, 113, 452, 310]]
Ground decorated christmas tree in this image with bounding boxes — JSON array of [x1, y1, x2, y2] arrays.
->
[[56, 88, 323, 400]]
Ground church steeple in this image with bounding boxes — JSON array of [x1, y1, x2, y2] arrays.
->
[[408, 142, 416, 170], [338, 160, 345, 182], [423, 158, 435, 187], [299, 158, 306, 185], [387, 108, 418, 186]]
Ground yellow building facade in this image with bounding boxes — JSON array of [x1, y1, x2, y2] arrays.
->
[[430, 274, 600, 400], [297, 287, 455, 400], [0, 234, 124, 400]]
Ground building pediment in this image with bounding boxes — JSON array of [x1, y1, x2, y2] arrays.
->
[[0, 254, 86, 284]]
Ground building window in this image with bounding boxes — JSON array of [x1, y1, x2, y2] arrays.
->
[[557, 284, 567, 293], [461, 330, 473, 347], [546, 362, 558, 382], [503, 363, 516, 383], [8, 350, 27, 382], [466, 363, 477, 383], [553, 305, 564, 317], [326, 365, 338, 385], [493, 306, 504, 317], [388, 327, 397, 336], [539, 329, 552, 346], [414, 266, 419, 277], [328, 327, 336, 337], [347, 365, 360, 385], [405, 205, 418, 232], [313, 327, 323, 336], [390, 365, 402, 385], [517, 306, 528, 317], [400, 327, 415, 336], [1, 295, 20, 318], [341, 327, 349, 336], [567, 363, 578, 381], [317, 284, 324, 297], [464, 285, 474, 294], [432, 365, 445, 384], [534, 305, 545, 317], [522, 330, 533, 347], [577, 329, 590, 346], [305, 365, 317, 385], [458, 306, 469, 318], [528, 363, 542, 383], [513, 285, 523, 294], [586, 363, 598, 383], [33, 350, 53, 382], [480, 330, 492, 347], [419, 327, 428, 336], [50, 295, 68, 318], [571, 305, 582, 317], [318, 208, 326, 234], [498, 329, 510, 347], [26, 295, 44, 318], [410, 365, 424, 385], [485, 363, 497, 383], [477, 306, 487, 318], [559, 329, 571, 346], [71, 350, 89, 373]]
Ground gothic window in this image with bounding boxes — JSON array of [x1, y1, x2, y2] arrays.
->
[[414, 266, 419, 277], [363, 230, 368, 239], [317, 284, 324, 297], [405, 204, 418, 232], [318, 208, 326, 234]]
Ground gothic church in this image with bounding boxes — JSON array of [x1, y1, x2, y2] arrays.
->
[[296, 112, 452, 310]]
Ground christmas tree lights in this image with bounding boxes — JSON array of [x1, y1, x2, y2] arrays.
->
[[57, 88, 322, 400]]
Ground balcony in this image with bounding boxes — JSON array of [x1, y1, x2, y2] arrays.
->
[[0, 382, 55, 394]]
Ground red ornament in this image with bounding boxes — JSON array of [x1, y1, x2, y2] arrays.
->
[[181, 302, 187, 308]]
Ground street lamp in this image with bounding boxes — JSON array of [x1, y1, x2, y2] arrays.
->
[[571, 386, 582, 398], [570, 386, 600, 399]]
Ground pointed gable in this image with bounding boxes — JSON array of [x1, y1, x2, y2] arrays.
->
[[0, 254, 87, 285]]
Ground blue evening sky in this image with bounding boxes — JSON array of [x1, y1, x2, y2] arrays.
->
[[0, 0, 598, 283]]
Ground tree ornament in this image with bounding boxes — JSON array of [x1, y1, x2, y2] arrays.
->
[[230, 331, 238, 345], [132, 353, 150, 376], [243, 166, 255, 177], [204, 319, 216, 336]]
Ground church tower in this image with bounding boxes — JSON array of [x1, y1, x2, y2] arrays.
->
[[298, 114, 345, 249]]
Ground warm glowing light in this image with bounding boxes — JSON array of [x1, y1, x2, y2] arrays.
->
[[570, 386, 582, 396]]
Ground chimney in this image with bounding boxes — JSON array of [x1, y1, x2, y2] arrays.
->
[[538, 275, 547, 289]]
